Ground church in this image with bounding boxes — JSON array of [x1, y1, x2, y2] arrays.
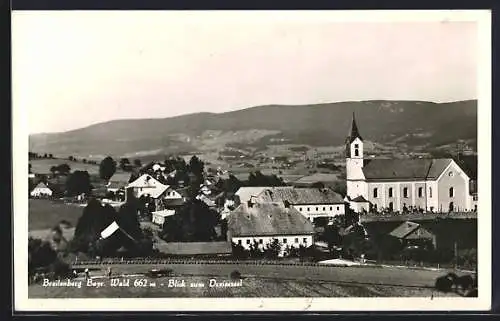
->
[[344, 113, 476, 214]]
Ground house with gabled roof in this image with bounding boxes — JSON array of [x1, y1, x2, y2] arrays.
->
[[389, 221, 436, 249], [345, 113, 475, 213], [126, 174, 168, 199], [226, 201, 315, 251], [257, 186, 346, 221], [30, 182, 53, 198]]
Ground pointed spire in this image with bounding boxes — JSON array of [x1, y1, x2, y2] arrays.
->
[[348, 112, 363, 143]]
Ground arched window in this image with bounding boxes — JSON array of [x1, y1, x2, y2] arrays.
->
[[449, 187, 454, 197], [388, 188, 393, 198], [388, 202, 394, 211], [418, 187, 423, 198], [373, 188, 378, 198], [403, 187, 408, 198]]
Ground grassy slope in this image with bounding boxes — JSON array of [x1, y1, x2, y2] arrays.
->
[[29, 275, 455, 298], [29, 199, 84, 231]]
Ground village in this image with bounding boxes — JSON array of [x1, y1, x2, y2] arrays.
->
[[28, 113, 478, 295]]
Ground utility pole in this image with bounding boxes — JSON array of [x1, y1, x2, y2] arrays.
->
[[454, 241, 458, 270]]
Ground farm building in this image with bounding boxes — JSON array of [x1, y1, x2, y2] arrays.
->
[[257, 186, 345, 221], [345, 113, 476, 213], [151, 209, 175, 226], [126, 174, 168, 199], [30, 182, 53, 198], [226, 201, 315, 251], [389, 221, 436, 249]]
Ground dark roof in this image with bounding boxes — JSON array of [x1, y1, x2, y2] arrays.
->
[[362, 158, 453, 181], [155, 241, 232, 255], [351, 195, 369, 203], [347, 112, 363, 144], [389, 221, 434, 239], [227, 202, 315, 237], [259, 187, 344, 204], [163, 198, 185, 207]]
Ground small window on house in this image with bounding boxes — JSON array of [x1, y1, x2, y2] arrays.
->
[[429, 187, 433, 198], [246, 239, 251, 245], [294, 238, 299, 243], [373, 188, 378, 198], [299, 207, 302, 211], [307, 207, 310, 211], [330, 206, 333, 211], [259, 239, 263, 244], [303, 238, 308, 243], [322, 207, 325, 211], [403, 187, 408, 198], [354, 144, 359, 148], [449, 187, 454, 197], [316, 207, 318, 211], [388, 188, 393, 198], [238, 240, 242, 245], [283, 238, 287, 244], [418, 187, 423, 198], [337, 206, 340, 211]]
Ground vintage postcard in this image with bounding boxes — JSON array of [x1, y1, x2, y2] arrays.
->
[[12, 10, 491, 312]]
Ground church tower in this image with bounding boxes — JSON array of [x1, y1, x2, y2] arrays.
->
[[345, 112, 366, 198]]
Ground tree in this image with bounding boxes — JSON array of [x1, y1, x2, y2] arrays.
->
[[57, 163, 71, 175], [188, 155, 204, 180], [99, 156, 117, 181], [65, 170, 92, 196], [134, 159, 142, 168], [263, 239, 281, 259], [160, 199, 219, 242], [119, 158, 130, 171]]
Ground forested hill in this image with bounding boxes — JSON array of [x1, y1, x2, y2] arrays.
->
[[29, 100, 477, 157]]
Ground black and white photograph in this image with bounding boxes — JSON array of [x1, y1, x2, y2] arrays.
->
[[12, 10, 491, 311]]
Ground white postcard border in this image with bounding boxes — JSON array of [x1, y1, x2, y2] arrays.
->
[[13, 9, 492, 312]]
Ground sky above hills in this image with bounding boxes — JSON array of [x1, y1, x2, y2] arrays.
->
[[12, 11, 479, 134]]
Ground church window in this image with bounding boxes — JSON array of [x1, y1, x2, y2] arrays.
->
[[354, 148, 359, 157], [418, 187, 423, 198], [373, 188, 378, 198], [403, 187, 408, 198], [429, 187, 433, 198], [449, 187, 454, 197], [388, 188, 393, 198]]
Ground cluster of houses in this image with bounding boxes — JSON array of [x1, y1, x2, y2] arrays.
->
[[28, 113, 478, 257]]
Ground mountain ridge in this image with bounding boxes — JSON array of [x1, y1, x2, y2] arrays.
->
[[29, 99, 477, 158]]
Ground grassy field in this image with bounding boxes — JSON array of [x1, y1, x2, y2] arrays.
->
[[29, 199, 84, 231], [65, 262, 460, 289], [29, 269, 458, 298], [30, 158, 100, 175]]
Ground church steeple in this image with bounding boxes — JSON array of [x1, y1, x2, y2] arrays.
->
[[347, 112, 363, 143]]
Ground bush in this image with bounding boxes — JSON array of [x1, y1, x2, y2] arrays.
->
[[435, 275, 454, 293], [230, 270, 241, 280]]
